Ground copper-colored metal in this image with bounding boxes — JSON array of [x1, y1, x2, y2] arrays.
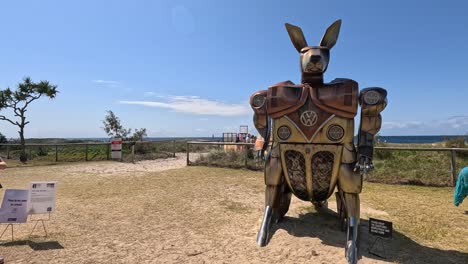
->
[[251, 19, 387, 263]]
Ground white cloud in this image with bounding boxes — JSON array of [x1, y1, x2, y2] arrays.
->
[[382, 121, 424, 129], [92, 80, 120, 85], [436, 116, 468, 128], [382, 116, 468, 134], [119, 95, 250, 117]]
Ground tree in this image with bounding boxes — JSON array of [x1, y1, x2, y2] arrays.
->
[[0, 77, 58, 162], [131, 128, 147, 141], [0, 132, 6, 144], [102, 110, 131, 138]]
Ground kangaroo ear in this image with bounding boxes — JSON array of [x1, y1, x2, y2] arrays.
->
[[285, 23, 308, 52], [319, 19, 342, 49]]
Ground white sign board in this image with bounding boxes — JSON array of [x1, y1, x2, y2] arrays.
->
[[28, 181, 57, 214], [239, 125, 248, 134], [111, 138, 122, 159], [0, 189, 29, 223]]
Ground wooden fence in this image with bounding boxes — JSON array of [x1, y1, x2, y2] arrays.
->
[[374, 146, 468, 186], [0, 140, 178, 163], [186, 141, 468, 186]]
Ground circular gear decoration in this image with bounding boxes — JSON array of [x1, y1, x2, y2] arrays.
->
[[277, 126, 291, 140], [327, 125, 345, 141], [363, 90, 381, 105], [252, 94, 265, 108]]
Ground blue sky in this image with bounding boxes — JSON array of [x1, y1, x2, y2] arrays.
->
[[1, 0, 467, 138]]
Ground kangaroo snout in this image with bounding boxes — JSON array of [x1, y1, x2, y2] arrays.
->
[[301, 48, 329, 73], [309, 55, 322, 63]]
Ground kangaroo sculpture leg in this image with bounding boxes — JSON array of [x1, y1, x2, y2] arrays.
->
[[257, 144, 291, 246], [344, 193, 360, 264], [337, 163, 363, 264]]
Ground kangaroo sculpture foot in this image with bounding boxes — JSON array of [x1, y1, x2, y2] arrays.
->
[[256, 206, 273, 247], [345, 216, 359, 264]]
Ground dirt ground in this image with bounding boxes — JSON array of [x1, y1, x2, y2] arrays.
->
[[0, 155, 467, 264]]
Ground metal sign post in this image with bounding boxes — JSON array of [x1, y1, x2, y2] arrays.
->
[[28, 212, 51, 238], [0, 224, 14, 242], [368, 218, 392, 259]]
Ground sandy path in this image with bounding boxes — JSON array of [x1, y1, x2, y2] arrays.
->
[[62, 153, 198, 175]]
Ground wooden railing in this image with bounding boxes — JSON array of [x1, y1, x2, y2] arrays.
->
[[374, 146, 468, 186], [0, 140, 178, 163], [186, 141, 468, 186]]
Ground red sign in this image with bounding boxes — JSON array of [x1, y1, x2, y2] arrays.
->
[[111, 138, 122, 159]]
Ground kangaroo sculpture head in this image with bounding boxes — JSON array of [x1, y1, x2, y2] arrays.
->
[[285, 20, 342, 83]]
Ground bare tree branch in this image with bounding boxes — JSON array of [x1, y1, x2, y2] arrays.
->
[[23, 94, 42, 110], [0, 115, 17, 126]]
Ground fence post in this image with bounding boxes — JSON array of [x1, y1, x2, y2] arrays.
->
[[450, 150, 457, 186], [244, 145, 248, 168], [6, 145, 10, 159], [186, 142, 190, 166], [120, 143, 123, 162], [55, 145, 58, 162], [29, 147, 32, 160], [131, 144, 135, 163], [85, 144, 88, 161], [107, 144, 110, 160], [173, 140, 176, 158]]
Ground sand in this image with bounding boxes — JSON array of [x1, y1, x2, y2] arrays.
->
[[0, 155, 464, 264]]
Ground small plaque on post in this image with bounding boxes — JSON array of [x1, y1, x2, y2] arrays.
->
[[369, 218, 392, 238], [368, 218, 392, 259]]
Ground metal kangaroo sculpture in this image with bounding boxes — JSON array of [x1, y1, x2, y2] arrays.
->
[[250, 19, 387, 264]]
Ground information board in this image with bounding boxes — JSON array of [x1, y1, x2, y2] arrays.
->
[[239, 125, 248, 134], [0, 189, 29, 223], [369, 218, 392, 238], [111, 138, 122, 159], [28, 181, 57, 214]]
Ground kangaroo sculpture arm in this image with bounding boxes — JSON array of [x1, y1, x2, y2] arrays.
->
[[250, 90, 269, 141], [356, 87, 387, 173]]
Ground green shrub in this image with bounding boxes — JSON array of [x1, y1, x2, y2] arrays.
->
[[444, 137, 468, 158], [37, 146, 48, 156], [444, 137, 466, 148]]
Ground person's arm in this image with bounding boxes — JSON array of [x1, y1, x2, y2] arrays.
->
[[0, 157, 5, 188], [0, 157, 6, 170]]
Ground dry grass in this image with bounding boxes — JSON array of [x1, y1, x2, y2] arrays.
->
[[0, 162, 467, 264]]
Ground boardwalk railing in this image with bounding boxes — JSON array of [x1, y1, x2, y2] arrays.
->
[[186, 141, 468, 186]]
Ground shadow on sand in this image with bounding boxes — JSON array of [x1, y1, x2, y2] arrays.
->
[[270, 210, 468, 264], [0, 240, 64, 251]]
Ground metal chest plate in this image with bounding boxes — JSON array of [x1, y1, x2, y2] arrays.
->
[[280, 143, 343, 202]]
